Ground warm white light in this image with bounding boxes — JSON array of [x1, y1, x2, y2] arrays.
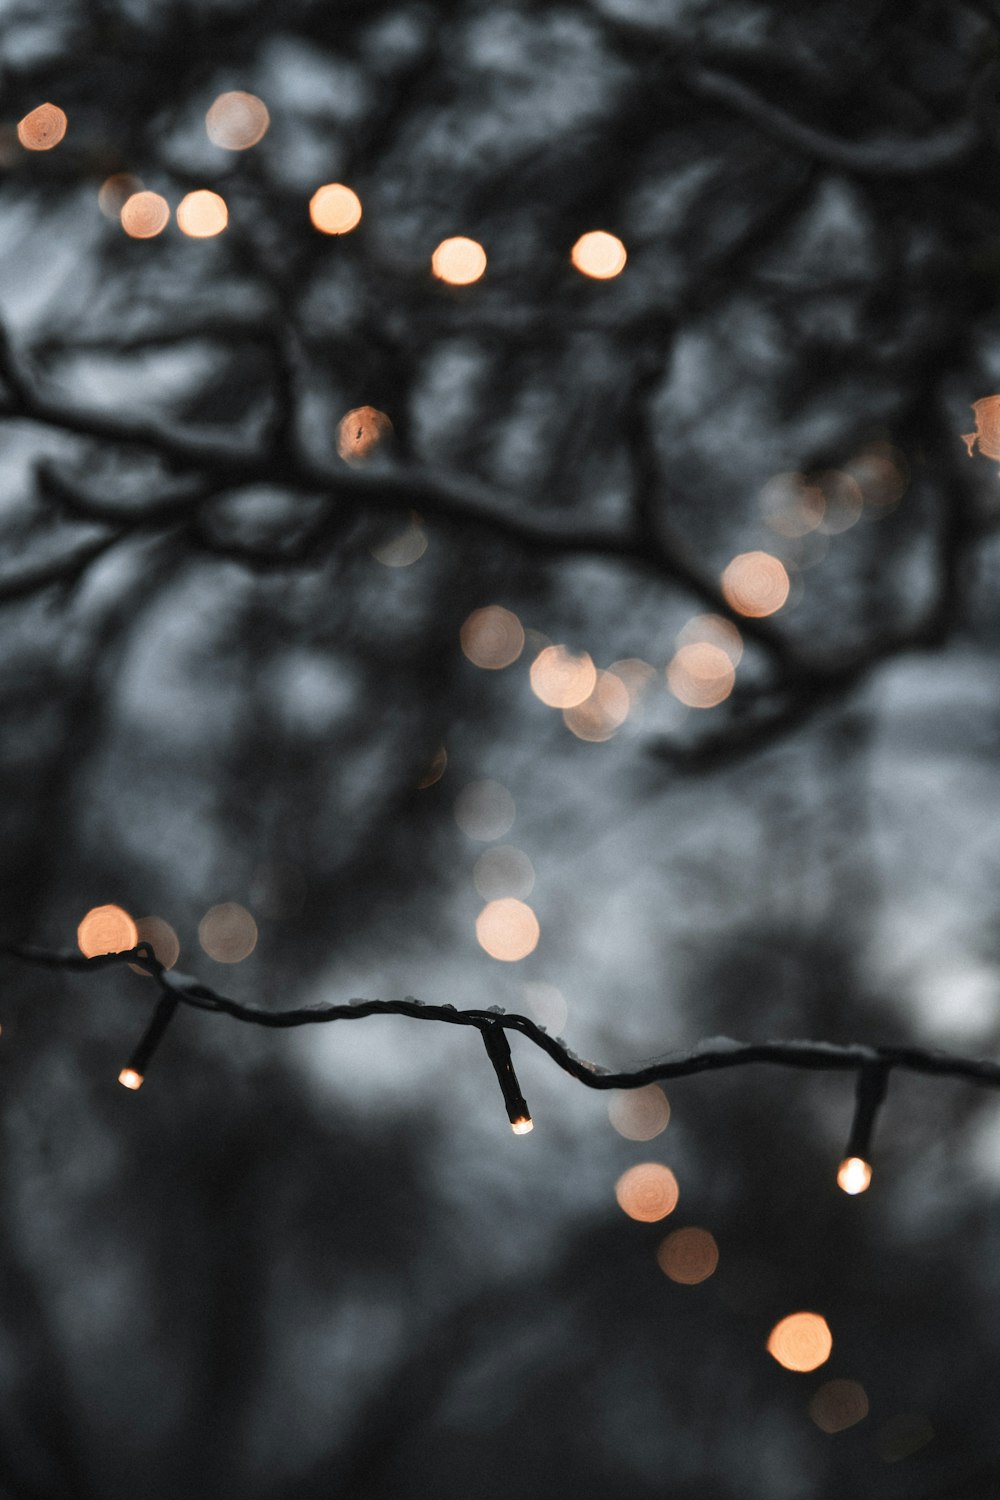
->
[[309, 183, 362, 234], [118, 1068, 143, 1091], [205, 91, 269, 150], [176, 190, 228, 238], [837, 1156, 872, 1195], [511, 1117, 534, 1135], [570, 230, 627, 279], [17, 103, 67, 151], [431, 236, 486, 285]]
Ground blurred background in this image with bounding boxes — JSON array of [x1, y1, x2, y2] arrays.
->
[[1, 0, 1000, 1494]]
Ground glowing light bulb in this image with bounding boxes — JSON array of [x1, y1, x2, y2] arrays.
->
[[511, 1116, 534, 1135], [118, 1068, 143, 1091], [837, 1156, 872, 1195]]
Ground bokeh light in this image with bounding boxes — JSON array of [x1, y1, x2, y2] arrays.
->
[[809, 1379, 869, 1433], [176, 190, 228, 238], [309, 183, 362, 234], [614, 1163, 679, 1222], [337, 406, 393, 464], [846, 441, 907, 513], [759, 472, 825, 538], [666, 642, 735, 708], [460, 606, 525, 670], [475, 898, 540, 961], [676, 614, 744, 666], [98, 173, 142, 220], [815, 469, 863, 534], [607, 658, 657, 706], [128, 915, 181, 977], [205, 91, 270, 150], [563, 670, 630, 741], [417, 744, 447, 789], [530, 645, 597, 708], [521, 980, 567, 1033], [963, 396, 1000, 459], [198, 902, 258, 963], [77, 904, 138, 957], [120, 191, 170, 239], [474, 845, 535, 900], [431, 236, 487, 285], [656, 1227, 719, 1284], [370, 517, 427, 567], [767, 1313, 833, 1372], [608, 1084, 670, 1141], [454, 780, 515, 841], [571, 230, 627, 279], [720, 551, 790, 617], [17, 103, 67, 151], [837, 1156, 872, 1195]]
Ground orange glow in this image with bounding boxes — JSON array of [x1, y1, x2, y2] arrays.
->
[[511, 1116, 534, 1135], [837, 1156, 872, 1195], [563, 670, 630, 741], [809, 1379, 869, 1434], [460, 606, 525, 670], [370, 518, 427, 567], [77, 904, 139, 957], [205, 91, 270, 150], [309, 183, 362, 234], [120, 191, 170, 239], [767, 1313, 832, 1372], [963, 396, 1000, 459], [608, 1084, 670, 1141], [614, 1163, 679, 1222], [176, 190, 228, 238], [98, 173, 142, 220], [521, 980, 567, 1033], [720, 551, 790, 618], [128, 915, 181, 977], [656, 1226, 719, 1284], [17, 103, 67, 151], [475, 898, 540, 962], [570, 230, 627, 279], [474, 845, 535, 900], [454, 780, 516, 841], [666, 642, 735, 708], [759, 472, 825, 538], [417, 744, 447, 789], [118, 1068, 143, 1091], [530, 645, 597, 709], [198, 902, 257, 963], [337, 406, 393, 464], [431, 236, 487, 285], [676, 614, 744, 666]]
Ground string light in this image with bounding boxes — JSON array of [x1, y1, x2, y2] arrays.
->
[[479, 1021, 532, 1134], [117, 986, 179, 1091], [6, 945, 998, 1160], [837, 1059, 889, 1194]]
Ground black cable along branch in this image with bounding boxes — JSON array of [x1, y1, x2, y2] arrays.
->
[[6, 942, 999, 1194]]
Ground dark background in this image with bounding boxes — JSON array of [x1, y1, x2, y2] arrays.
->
[[1, 0, 999, 1495]]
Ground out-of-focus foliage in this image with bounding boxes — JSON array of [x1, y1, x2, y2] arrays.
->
[[2, 0, 1000, 1495]]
